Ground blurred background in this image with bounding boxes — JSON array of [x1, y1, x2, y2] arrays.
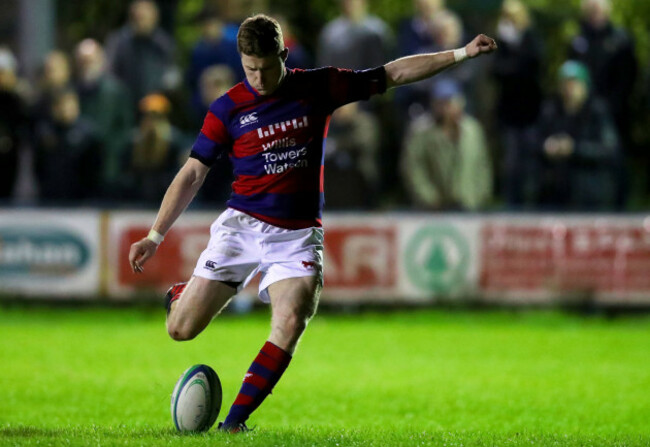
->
[[1, 0, 650, 307]]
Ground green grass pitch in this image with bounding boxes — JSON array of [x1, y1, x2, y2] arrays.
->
[[1, 306, 649, 446]]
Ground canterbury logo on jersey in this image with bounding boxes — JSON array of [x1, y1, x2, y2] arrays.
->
[[257, 116, 309, 139], [239, 112, 258, 127]]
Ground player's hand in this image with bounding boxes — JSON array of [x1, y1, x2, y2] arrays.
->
[[129, 238, 158, 273], [466, 34, 497, 58]]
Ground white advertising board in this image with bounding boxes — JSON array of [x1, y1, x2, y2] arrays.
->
[[0, 209, 101, 297]]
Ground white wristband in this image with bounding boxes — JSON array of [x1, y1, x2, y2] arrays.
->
[[147, 229, 164, 245], [453, 47, 468, 63]]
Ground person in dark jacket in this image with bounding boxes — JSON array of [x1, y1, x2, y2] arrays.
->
[[31, 50, 73, 124], [33, 89, 101, 203], [105, 0, 177, 108], [74, 38, 134, 197], [534, 61, 621, 210], [324, 101, 381, 209], [568, 0, 637, 145], [317, 0, 393, 70], [491, 0, 543, 207], [397, 0, 445, 57], [187, 6, 243, 120], [0, 48, 29, 200]]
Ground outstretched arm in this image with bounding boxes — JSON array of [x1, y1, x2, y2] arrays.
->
[[128, 157, 210, 273], [384, 34, 497, 89]]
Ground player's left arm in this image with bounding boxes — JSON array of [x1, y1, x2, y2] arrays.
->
[[384, 34, 497, 89]]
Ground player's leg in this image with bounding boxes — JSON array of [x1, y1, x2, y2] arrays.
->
[[167, 209, 261, 341], [267, 275, 321, 353], [221, 275, 321, 430], [166, 276, 237, 341]]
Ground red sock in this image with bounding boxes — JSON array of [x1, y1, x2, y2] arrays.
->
[[223, 341, 292, 425]]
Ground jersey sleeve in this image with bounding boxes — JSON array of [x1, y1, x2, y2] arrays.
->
[[189, 98, 232, 166], [325, 66, 387, 111]]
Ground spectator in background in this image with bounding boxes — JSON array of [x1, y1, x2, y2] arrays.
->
[[569, 0, 636, 145], [194, 65, 235, 205], [394, 0, 446, 120], [317, 0, 392, 70], [401, 79, 492, 211], [74, 38, 134, 198], [106, 0, 177, 108], [0, 47, 28, 200], [534, 61, 620, 210], [491, 0, 543, 208], [324, 102, 380, 209], [32, 51, 72, 122], [317, 0, 397, 203], [396, 10, 480, 121], [398, 0, 445, 57], [428, 10, 482, 116], [33, 89, 101, 203], [187, 5, 243, 119], [194, 64, 235, 125], [156, 0, 180, 35], [219, 0, 270, 40], [275, 14, 311, 69], [121, 94, 189, 204]]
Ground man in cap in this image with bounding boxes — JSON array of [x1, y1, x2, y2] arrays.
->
[[535, 60, 621, 210]]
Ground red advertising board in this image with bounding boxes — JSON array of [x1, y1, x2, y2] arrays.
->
[[480, 223, 650, 294], [323, 227, 397, 290]]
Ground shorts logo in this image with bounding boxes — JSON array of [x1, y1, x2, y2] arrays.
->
[[301, 261, 316, 269], [205, 260, 217, 270], [239, 112, 258, 127]]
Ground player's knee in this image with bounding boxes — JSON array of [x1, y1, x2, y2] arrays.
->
[[167, 320, 198, 341], [168, 327, 197, 342], [280, 310, 310, 338]]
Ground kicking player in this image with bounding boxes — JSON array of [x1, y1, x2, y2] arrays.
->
[[129, 14, 496, 432]]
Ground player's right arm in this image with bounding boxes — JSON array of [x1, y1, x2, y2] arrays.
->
[[384, 34, 497, 88], [129, 158, 210, 273]]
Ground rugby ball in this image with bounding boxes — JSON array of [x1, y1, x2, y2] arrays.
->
[[170, 364, 222, 432]]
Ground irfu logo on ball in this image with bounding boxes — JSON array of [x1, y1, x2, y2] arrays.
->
[[405, 225, 469, 293]]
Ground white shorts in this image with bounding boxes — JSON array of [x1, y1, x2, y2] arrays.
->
[[193, 208, 324, 302]]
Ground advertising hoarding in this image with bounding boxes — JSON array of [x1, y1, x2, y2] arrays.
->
[[0, 210, 101, 297], [3, 209, 647, 305]]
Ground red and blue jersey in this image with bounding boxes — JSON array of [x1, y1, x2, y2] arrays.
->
[[190, 66, 387, 229]]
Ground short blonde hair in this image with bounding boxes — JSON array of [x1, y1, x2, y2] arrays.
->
[[237, 14, 284, 57]]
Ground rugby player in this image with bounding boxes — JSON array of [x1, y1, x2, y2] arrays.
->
[[129, 14, 496, 432]]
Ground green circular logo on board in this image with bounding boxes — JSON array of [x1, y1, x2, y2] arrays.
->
[[405, 225, 470, 292]]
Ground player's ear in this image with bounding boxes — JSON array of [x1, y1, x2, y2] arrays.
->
[[279, 47, 289, 63]]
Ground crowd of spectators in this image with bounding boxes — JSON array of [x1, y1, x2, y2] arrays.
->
[[0, 0, 644, 213]]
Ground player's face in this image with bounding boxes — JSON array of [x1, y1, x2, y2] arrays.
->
[[241, 51, 287, 96]]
